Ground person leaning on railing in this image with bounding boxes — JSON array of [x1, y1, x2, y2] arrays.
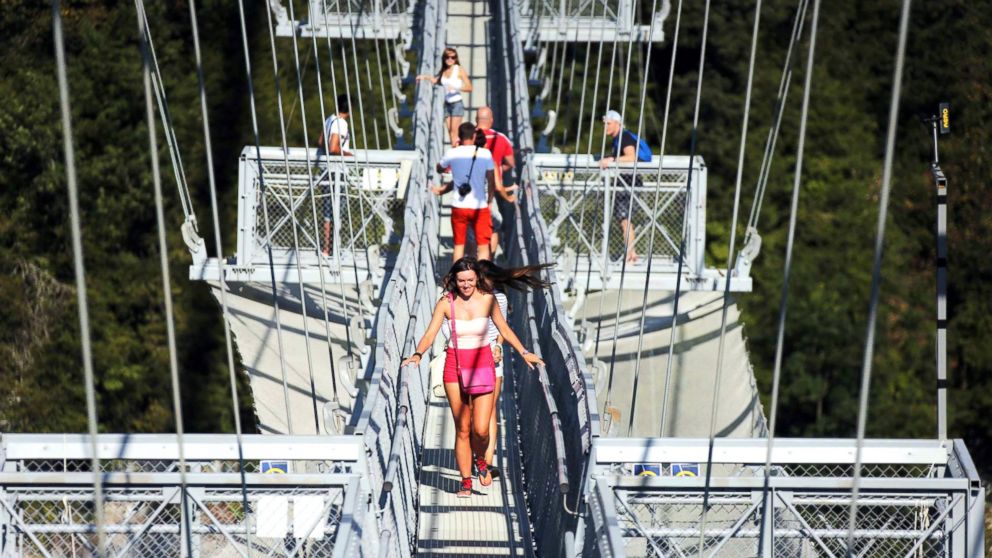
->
[[316, 94, 354, 257], [598, 109, 652, 264], [401, 257, 544, 498]]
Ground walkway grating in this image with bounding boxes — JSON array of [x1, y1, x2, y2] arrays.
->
[[416, 0, 534, 550]]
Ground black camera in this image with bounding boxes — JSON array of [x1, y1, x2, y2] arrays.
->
[[457, 182, 472, 197]]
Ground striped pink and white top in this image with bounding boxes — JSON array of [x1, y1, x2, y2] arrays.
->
[[446, 316, 489, 350]]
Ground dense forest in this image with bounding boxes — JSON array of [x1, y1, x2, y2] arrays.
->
[[1, 0, 989, 528]]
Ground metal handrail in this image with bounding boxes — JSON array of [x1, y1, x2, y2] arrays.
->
[[382, 363, 412, 493], [536, 363, 570, 494]]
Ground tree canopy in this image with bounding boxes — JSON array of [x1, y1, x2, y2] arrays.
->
[[1, 0, 989, 530]]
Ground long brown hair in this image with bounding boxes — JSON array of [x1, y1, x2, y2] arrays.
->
[[442, 257, 479, 294], [437, 47, 459, 81], [475, 259, 553, 292]]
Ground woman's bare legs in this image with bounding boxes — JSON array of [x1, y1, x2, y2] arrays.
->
[[485, 376, 502, 467], [445, 382, 495, 490], [445, 382, 473, 480], [448, 115, 463, 146]]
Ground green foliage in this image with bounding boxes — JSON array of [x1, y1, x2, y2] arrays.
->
[[541, 0, 992, 499], [648, 0, 992, 480], [0, 1, 256, 434], [1, 0, 990, 523]]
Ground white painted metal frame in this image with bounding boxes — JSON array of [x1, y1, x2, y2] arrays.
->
[[190, 147, 417, 283], [532, 153, 752, 292], [519, 0, 671, 42], [0, 434, 368, 558], [272, 0, 415, 40], [579, 437, 985, 558]]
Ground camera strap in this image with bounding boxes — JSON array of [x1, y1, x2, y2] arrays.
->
[[460, 146, 480, 196]]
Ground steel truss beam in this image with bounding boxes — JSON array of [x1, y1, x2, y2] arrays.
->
[[583, 437, 985, 558]]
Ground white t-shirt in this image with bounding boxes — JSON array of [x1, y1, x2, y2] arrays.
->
[[323, 115, 350, 153], [439, 145, 494, 209]]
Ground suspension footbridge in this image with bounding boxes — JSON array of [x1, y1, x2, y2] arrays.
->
[[0, 0, 984, 556]]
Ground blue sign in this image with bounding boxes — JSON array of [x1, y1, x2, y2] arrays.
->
[[672, 463, 699, 477], [261, 460, 288, 474], [633, 463, 661, 477]]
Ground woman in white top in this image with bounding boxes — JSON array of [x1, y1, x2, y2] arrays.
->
[[417, 47, 473, 146], [474, 259, 553, 479]]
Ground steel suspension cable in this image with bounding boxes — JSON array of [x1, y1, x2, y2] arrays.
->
[[344, 19, 370, 151], [589, 26, 623, 383], [745, 0, 809, 238], [319, 1, 359, 361], [135, 5, 196, 226], [286, 0, 347, 423], [698, 0, 763, 554], [847, 0, 912, 551], [627, 0, 683, 436], [573, 6, 612, 399], [284, 44, 314, 135], [549, 22, 572, 149], [570, 0, 599, 156], [659, 0, 711, 438], [565, 2, 601, 289], [262, 0, 322, 434], [51, 2, 106, 554], [372, 33, 394, 149], [756, 0, 821, 554], [304, 0, 344, 405], [134, 3, 192, 555], [185, 0, 254, 549], [602, 0, 648, 417], [338, 24, 375, 304], [235, 0, 295, 434]]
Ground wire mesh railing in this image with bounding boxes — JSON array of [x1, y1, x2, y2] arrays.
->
[[493, 0, 602, 555], [581, 438, 986, 557], [0, 434, 366, 557], [346, 0, 447, 554], [235, 146, 417, 273], [531, 154, 705, 281]]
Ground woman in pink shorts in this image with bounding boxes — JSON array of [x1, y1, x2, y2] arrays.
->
[[402, 258, 543, 497]]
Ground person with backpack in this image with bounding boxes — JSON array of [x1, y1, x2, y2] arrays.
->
[[316, 94, 353, 256], [599, 110, 652, 263]]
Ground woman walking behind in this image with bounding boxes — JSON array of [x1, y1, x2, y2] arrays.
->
[[476, 259, 553, 479], [402, 258, 543, 497], [417, 47, 473, 146]]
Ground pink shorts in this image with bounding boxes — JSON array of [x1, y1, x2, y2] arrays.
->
[[443, 347, 496, 388]]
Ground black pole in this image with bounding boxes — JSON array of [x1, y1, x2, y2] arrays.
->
[[928, 106, 949, 440]]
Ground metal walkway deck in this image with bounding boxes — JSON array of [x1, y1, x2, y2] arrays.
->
[[416, 1, 533, 552], [2, 0, 985, 556], [416, 385, 531, 556]]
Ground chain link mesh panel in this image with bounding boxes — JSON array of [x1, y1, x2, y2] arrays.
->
[[3, 484, 349, 557], [610, 488, 951, 558], [352, 0, 447, 554]]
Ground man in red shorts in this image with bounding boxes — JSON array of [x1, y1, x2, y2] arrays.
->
[[475, 107, 517, 256], [435, 123, 498, 261]]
